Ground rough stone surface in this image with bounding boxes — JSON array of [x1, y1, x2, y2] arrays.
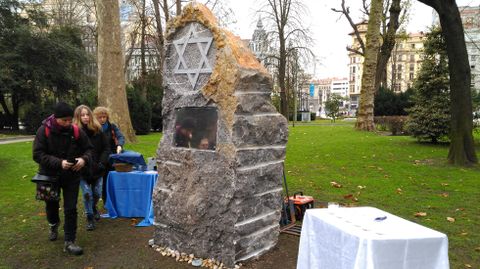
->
[[153, 3, 288, 268]]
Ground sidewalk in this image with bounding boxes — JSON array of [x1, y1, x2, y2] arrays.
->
[[0, 136, 34, 145]]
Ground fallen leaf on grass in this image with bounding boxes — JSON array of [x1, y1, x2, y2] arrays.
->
[[439, 193, 449, 198], [396, 188, 403, 194], [464, 264, 472, 268], [456, 208, 465, 212], [446, 217, 455, 222], [357, 185, 366, 190], [460, 232, 468, 236], [414, 212, 427, 217], [330, 181, 342, 188], [37, 212, 46, 216], [441, 183, 449, 186], [84, 267, 94, 269], [475, 247, 480, 252], [22, 219, 26, 223], [22, 175, 27, 179], [342, 194, 359, 202]]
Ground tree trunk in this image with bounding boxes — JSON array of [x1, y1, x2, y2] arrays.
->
[[152, 0, 165, 87], [355, 0, 383, 131], [375, 0, 401, 91], [176, 0, 181, 16], [96, 0, 137, 143], [278, 35, 289, 119], [140, 0, 148, 99], [418, 0, 478, 165]]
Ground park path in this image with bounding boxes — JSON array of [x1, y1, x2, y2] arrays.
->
[[0, 136, 34, 145]]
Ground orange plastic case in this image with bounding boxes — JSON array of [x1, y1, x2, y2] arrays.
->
[[286, 192, 314, 221]]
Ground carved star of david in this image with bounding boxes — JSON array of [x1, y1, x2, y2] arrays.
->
[[173, 24, 213, 90]]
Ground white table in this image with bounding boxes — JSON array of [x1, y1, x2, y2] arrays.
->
[[297, 207, 449, 269]]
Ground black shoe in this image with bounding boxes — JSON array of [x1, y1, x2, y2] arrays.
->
[[64, 241, 83, 256], [86, 215, 95, 231], [48, 223, 59, 241]]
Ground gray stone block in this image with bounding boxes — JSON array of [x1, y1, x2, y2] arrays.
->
[[154, 4, 288, 268]]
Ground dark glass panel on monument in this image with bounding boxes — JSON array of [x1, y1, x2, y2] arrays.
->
[[174, 107, 218, 150]]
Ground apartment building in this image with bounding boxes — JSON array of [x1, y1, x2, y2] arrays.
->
[[347, 21, 425, 113]]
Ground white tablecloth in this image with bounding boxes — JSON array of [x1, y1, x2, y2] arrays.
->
[[297, 207, 449, 269]]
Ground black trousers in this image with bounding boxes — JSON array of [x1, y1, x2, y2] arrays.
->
[[45, 177, 80, 242]]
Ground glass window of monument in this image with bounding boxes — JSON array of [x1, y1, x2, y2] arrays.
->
[[174, 107, 218, 150]]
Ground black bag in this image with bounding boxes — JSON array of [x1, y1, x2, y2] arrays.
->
[[32, 174, 60, 201]]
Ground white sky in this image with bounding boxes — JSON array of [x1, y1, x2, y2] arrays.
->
[[224, 0, 480, 79]]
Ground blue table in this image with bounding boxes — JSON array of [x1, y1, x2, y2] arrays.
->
[[105, 170, 158, 226]]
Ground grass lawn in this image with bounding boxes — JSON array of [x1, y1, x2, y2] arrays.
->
[[0, 125, 479, 268]]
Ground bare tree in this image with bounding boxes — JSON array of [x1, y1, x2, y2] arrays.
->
[[96, 0, 137, 142], [333, 0, 407, 130], [355, 0, 383, 131], [417, 0, 478, 165], [258, 0, 313, 119], [44, 0, 91, 26]]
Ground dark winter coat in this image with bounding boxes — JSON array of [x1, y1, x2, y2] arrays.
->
[[81, 125, 110, 183], [33, 117, 93, 180]]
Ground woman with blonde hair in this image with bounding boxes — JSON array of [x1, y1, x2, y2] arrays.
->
[[93, 106, 125, 203], [73, 105, 110, 231]]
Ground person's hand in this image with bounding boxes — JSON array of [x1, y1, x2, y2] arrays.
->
[[62, 160, 74, 170], [71, 158, 85, 172], [116, 145, 122, 154]]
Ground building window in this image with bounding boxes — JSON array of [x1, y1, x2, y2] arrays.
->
[[411, 44, 415, 49], [409, 73, 414, 80], [410, 55, 415, 62], [397, 73, 402, 80], [410, 64, 414, 72]]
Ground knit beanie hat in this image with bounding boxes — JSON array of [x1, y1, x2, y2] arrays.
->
[[54, 102, 74, 118]]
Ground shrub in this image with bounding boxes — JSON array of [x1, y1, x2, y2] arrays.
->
[[406, 28, 450, 143], [127, 85, 152, 135], [21, 102, 55, 134], [374, 87, 414, 116], [374, 116, 409, 135]]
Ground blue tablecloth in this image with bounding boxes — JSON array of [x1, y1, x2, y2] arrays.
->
[[105, 170, 158, 227], [109, 150, 147, 166]]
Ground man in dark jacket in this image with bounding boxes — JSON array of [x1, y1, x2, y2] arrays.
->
[[33, 102, 93, 256]]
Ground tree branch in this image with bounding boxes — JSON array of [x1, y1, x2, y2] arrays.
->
[[332, 0, 366, 54]]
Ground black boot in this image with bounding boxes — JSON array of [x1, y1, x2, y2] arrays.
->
[[48, 222, 59, 241], [86, 214, 95, 231], [64, 241, 83, 255]]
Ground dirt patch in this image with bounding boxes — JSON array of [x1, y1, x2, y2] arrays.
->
[[3, 217, 299, 269]]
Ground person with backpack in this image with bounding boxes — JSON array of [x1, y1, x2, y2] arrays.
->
[[73, 105, 110, 231], [33, 102, 93, 255], [92, 106, 125, 203]]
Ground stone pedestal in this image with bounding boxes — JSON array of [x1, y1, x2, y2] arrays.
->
[[153, 4, 288, 268]]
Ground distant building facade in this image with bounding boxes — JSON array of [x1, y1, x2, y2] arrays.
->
[[248, 18, 277, 79], [308, 78, 350, 117], [347, 21, 425, 114], [433, 5, 480, 89], [460, 6, 480, 90]]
